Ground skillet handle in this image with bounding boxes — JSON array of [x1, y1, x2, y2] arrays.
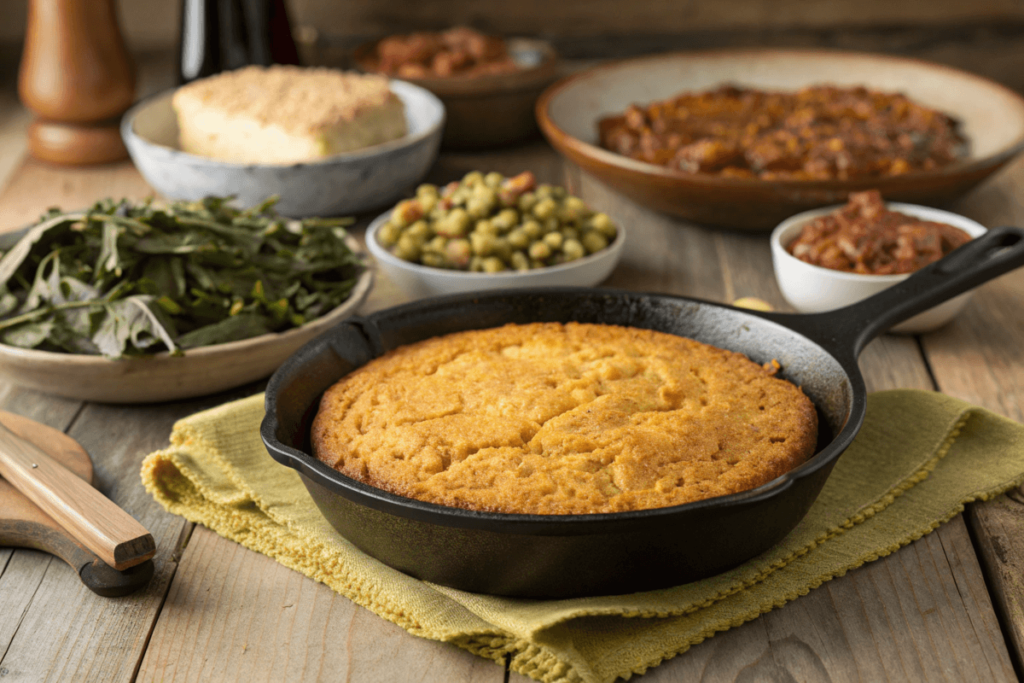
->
[[780, 226, 1024, 357]]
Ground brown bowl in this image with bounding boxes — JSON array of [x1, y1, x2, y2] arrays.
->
[[536, 49, 1024, 230], [354, 37, 558, 150]]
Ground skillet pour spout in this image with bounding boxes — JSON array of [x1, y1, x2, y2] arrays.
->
[[261, 225, 1024, 598]]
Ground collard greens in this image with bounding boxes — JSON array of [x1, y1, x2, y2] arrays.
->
[[0, 196, 363, 358]]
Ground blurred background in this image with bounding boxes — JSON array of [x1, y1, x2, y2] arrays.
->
[[1, 0, 1022, 184], [1, 0, 1023, 87]]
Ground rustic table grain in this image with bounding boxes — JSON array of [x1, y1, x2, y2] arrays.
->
[[0, 88, 1023, 683]]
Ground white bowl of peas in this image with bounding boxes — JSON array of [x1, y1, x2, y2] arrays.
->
[[366, 170, 625, 298]]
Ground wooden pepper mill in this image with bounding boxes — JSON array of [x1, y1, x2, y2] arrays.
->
[[18, 0, 136, 165]]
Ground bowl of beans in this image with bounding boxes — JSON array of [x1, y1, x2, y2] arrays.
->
[[354, 28, 558, 149], [366, 171, 624, 297], [770, 190, 986, 333]]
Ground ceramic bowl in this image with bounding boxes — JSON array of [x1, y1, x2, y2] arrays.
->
[[536, 49, 1024, 230], [354, 38, 557, 149], [365, 210, 625, 297], [770, 203, 987, 334], [0, 230, 374, 403], [121, 80, 444, 217]]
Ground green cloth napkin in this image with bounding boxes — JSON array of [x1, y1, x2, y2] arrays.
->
[[141, 389, 1024, 683]]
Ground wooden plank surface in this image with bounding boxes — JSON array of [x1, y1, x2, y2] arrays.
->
[[0, 161, 196, 681], [136, 527, 504, 683], [505, 163, 1017, 683], [929, 156, 1024, 673], [0, 110, 1021, 683], [0, 385, 82, 665], [136, 147, 568, 683], [0, 401, 192, 683]]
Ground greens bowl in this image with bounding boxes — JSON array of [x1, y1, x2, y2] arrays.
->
[[0, 202, 374, 403]]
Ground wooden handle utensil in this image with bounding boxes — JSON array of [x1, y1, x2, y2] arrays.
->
[[0, 421, 155, 571]]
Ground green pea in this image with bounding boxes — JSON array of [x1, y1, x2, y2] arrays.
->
[[562, 239, 586, 261], [484, 171, 504, 188], [417, 183, 439, 198], [475, 219, 499, 235], [561, 227, 580, 242], [378, 221, 402, 247], [473, 184, 497, 201], [469, 256, 485, 272], [507, 228, 529, 249], [482, 256, 506, 273], [535, 184, 554, 200], [522, 220, 543, 239], [422, 252, 447, 268], [446, 209, 471, 236], [492, 208, 519, 231], [425, 235, 447, 253], [517, 192, 537, 213], [543, 217, 560, 233], [466, 198, 490, 219], [510, 251, 529, 271], [589, 212, 618, 238], [417, 194, 437, 213], [529, 241, 552, 260], [395, 234, 421, 262], [471, 232, 496, 256], [463, 171, 484, 186], [406, 220, 432, 242], [543, 232, 563, 250], [582, 231, 609, 254], [491, 236, 512, 260], [532, 198, 557, 220]]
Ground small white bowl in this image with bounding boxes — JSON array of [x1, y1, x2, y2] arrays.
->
[[770, 203, 987, 334], [365, 211, 625, 297], [122, 80, 444, 217]]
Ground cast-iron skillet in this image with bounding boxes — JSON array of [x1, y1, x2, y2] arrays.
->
[[262, 226, 1024, 598]]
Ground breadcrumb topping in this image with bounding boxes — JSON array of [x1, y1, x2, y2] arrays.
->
[[173, 65, 400, 135]]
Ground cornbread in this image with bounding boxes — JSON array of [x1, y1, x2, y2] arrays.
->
[[312, 322, 818, 515], [173, 65, 407, 164]]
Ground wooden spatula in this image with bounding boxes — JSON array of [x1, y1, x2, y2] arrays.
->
[[0, 419, 155, 571]]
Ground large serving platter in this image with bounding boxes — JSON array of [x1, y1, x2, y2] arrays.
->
[[0, 230, 373, 404], [536, 49, 1024, 230]]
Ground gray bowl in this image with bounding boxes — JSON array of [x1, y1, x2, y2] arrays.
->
[[121, 80, 445, 217]]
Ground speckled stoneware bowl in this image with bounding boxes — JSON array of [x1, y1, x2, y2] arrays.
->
[[537, 49, 1024, 230], [354, 37, 558, 149], [122, 80, 445, 217]]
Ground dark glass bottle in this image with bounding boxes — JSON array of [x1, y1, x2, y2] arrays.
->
[[177, 0, 300, 84]]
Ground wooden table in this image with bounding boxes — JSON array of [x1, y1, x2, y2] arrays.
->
[[0, 131, 1023, 682]]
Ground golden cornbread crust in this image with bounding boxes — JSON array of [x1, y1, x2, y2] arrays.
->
[[311, 323, 818, 515], [173, 65, 400, 135]]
